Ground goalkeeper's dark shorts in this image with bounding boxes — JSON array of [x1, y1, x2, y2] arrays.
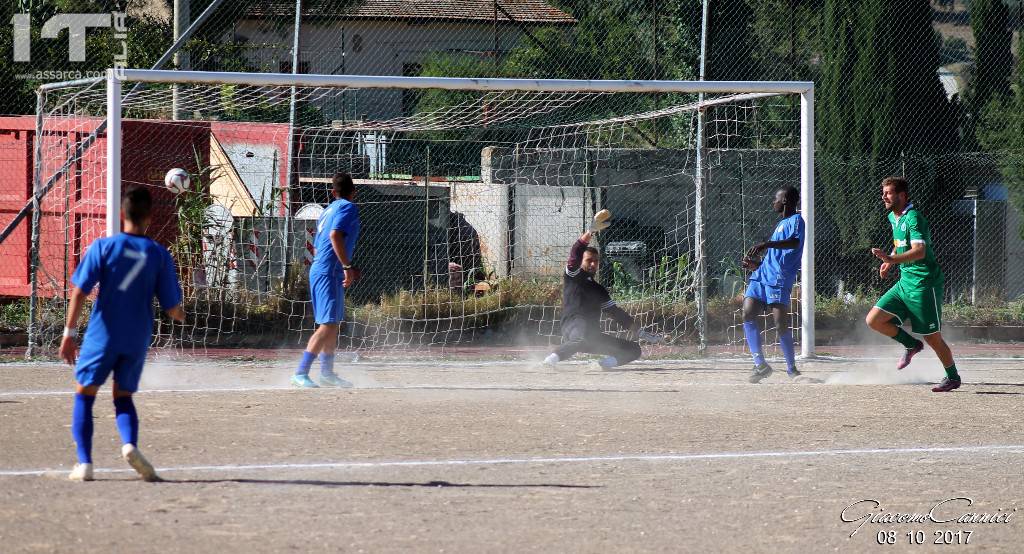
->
[[554, 319, 641, 365]]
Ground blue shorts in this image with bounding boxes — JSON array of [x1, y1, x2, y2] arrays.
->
[[75, 341, 147, 392], [310, 271, 345, 324], [745, 279, 794, 306]]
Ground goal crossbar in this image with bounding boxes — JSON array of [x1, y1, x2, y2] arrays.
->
[[114, 68, 814, 95]]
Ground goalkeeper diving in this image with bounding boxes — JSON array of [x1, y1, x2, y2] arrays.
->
[[543, 209, 663, 369]]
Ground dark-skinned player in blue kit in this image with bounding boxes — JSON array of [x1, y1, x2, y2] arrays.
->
[[742, 185, 805, 383]]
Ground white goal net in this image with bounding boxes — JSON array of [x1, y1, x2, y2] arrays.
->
[[29, 70, 814, 358]]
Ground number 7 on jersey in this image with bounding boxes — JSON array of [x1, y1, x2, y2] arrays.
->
[[118, 248, 147, 291]]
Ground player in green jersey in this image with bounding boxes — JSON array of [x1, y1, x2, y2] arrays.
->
[[866, 177, 961, 392]]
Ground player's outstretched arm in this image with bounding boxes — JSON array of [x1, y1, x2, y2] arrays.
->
[[59, 287, 88, 365], [568, 210, 611, 271], [601, 305, 662, 343], [566, 232, 592, 272], [604, 303, 636, 332]]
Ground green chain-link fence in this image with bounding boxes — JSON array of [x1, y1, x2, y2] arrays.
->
[[4, 1, 1024, 353]]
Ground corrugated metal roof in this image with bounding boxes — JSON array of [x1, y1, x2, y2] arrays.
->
[[248, 0, 576, 25]]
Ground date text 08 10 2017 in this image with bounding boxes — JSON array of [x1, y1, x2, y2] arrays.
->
[[875, 530, 973, 545]]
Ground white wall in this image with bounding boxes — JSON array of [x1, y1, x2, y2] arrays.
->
[[452, 147, 509, 277]]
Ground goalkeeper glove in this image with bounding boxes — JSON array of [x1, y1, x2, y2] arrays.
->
[[590, 209, 612, 233], [637, 328, 664, 344]]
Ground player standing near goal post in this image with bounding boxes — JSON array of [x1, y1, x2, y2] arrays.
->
[[59, 186, 185, 481], [742, 185, 805, 383], [543, 210, 662, 369], [292, 172, 361, 388], [866, 177, 961, 392]]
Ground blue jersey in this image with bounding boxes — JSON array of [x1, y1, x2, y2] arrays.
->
[[310, 198, 360, 276], [750, 213, 805, 286], [71, 233, 182, 353]]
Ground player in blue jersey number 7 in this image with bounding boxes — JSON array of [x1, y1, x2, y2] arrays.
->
[[59, 186, 184, 482], [292, 172, 361, 388], [742, 186, 805, 383]]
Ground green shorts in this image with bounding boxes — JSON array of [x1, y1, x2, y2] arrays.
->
[[875, 281, 943, 335]]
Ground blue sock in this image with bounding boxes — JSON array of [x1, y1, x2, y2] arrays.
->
[[318, 353, 336, 377], [295, 351, 315, 376], [71, 393, 96, 464], [743, 320, 765, 366], [779, 331, 797, 373], [113, 396, 139, 447]]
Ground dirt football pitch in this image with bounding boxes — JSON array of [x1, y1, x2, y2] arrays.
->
[[1, 347, 1022, 553]]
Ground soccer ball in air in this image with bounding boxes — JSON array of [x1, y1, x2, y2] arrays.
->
[[164, 168, 190, 195]]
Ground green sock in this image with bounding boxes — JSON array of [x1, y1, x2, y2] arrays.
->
[[944, 364, 960, 381], [892, 328, 920, 350]]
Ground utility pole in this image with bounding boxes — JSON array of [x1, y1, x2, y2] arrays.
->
[[694, 0, 710, 353], [172, 0, 190, 120]]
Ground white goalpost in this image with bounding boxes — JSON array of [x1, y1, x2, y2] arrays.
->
[[33, 68, 815, 357]]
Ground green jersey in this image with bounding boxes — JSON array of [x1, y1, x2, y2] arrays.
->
[[888, 203, 943, 287]]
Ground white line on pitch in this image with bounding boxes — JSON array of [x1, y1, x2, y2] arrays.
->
[[0, 386, 293, 397], [6, 357, 1024, 369], [2, 445, 1022, 478], [3, 373, 1022, 397], [0, 384, 720, 397]]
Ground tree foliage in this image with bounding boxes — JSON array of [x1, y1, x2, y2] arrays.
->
[[978, 30, 1024, 239], [749, 0, 824, 81], [499, 0, 697, 82], [411, 1, 701, 152], [816, 0, 960, 287], [969, 0, 1013, 110], [704, 0, 759, 81]]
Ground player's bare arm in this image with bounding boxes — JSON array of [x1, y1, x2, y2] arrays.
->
[[871, 242, 926, 264], [879, 248, 896, 278], [59, 286, 89, 366], [742, 237, 799, 271], [748, 236, 801, 257], [331, 229, 360, 287]]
